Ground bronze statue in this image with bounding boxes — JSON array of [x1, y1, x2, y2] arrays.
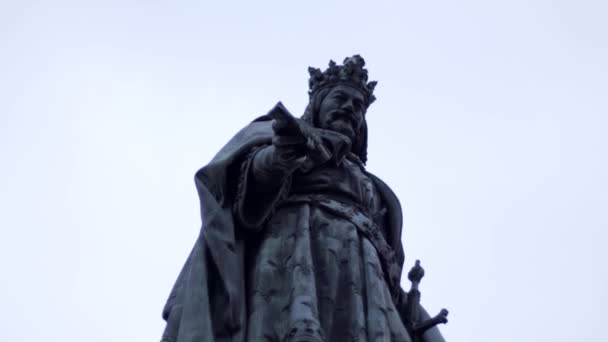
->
[[161, 55, 448, 342]]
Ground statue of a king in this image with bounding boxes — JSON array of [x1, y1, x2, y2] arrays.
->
[[161, 55, 448, 342]]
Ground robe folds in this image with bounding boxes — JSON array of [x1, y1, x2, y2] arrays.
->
[[161, 115, 445, 342]]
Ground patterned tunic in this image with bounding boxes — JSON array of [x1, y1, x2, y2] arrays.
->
[[240, 154, 412, 342]]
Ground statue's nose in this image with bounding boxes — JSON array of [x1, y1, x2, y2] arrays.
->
[[341, 99, 354, 112]]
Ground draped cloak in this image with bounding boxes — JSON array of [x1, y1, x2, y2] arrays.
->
[[161, 116, 445, 342]]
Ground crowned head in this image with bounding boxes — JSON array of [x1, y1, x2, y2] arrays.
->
[[307, 55, 377, 105], [302, 55, 377, 164]]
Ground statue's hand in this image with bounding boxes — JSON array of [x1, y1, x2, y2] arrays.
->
[[268, 106, 308, 173], [268, 102, 328, 173], [270, 133, 308, 174], [272, 122, 331, 173], [270, 102, 322, 149], [271, 107, 303, 138]]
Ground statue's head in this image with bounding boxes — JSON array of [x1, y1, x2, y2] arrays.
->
[[301, 55, 377, 164]]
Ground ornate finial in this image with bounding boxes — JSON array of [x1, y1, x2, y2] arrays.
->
[[308, 55, 377, 105], [405, 260, 449, 342], [408, 259, 425, 285]]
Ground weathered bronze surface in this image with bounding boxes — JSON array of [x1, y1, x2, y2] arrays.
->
[[161, 56, 448, 342]]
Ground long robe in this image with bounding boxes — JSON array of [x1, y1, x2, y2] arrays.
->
[[161, 116, 445, 342]]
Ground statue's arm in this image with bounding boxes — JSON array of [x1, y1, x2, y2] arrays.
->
[[250, 143, 306, 187], [235, 106, 332, 229], [234, 135, 307, 229]]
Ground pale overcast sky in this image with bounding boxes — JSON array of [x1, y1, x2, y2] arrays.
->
[[1, 1, 607, 341]]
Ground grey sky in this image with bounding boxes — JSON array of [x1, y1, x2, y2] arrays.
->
[[1, 1, 607, 341]]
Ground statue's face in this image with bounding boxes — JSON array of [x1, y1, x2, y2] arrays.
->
[[317, 85, 366, 141]]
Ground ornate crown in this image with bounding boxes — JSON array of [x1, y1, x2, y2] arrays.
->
[[308, 55, 377, 105]]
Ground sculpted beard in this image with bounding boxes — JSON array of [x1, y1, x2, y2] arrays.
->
[[327, 109, 361, 137]]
